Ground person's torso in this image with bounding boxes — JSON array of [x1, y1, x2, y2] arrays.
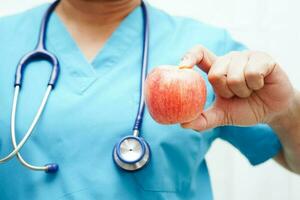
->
[[0, 3, 228, 199]]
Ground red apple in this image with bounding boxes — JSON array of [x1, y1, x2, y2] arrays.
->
[[144, 65, 207, 124]]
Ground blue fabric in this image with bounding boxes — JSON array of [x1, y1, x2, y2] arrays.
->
[[218, 125, 282, 165], [0, 3, 281, 200]]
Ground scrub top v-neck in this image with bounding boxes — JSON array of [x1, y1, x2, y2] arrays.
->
[[0, 3, 281, 200], [47, 6, 144, 94]]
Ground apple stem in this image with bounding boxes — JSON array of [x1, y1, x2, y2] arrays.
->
[[178, 65, 194, 69]]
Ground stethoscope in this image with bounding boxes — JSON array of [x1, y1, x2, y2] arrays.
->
[[0, 0, 150, 173]]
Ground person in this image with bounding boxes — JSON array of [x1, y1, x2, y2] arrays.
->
[[0, 0, 299, 199]]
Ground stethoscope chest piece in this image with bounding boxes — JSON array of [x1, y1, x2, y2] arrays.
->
[[112, 0, 151, 172], [113, 136, 150, 171]]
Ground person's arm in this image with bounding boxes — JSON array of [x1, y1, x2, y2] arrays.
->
[[180, 45, 300, 174], [270, 92, 300, 173]]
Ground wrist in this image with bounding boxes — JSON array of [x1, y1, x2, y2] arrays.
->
[[268, 89, 300, 133]]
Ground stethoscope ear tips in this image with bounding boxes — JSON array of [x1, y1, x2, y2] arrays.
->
[[45, 163, 59, 173]]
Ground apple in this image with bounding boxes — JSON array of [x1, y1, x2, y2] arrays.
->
[[144, 65, 207, 124]]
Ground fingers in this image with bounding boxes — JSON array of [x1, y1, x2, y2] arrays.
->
[[179, 45, 217, 73], [180, 47, 277, 100], [244, 52, 276, 90], [181, 105, 225, 131], [208, 51, 276, 98], [179, 49, 280, 132], [227, 52, 252, 98], [208, 56, 234, 98]]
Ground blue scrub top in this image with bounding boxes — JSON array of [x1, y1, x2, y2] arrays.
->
[[0, 3, 281, 200]]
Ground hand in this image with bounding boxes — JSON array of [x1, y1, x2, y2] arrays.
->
[[180, 45, 296, 131]]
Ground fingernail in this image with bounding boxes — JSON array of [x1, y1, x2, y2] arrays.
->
[[179, 55, 192, 66], [180, 123, 190, 129]]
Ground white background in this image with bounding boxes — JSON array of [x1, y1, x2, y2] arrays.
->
[[1, 0, 300, 199]]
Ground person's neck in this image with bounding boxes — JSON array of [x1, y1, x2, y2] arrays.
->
[[55, 0, 141, 62], [56, 0, 140, 27]]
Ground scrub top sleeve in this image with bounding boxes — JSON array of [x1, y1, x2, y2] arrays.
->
[[216, 31, 282, 166], [218, 125, 282, 165]]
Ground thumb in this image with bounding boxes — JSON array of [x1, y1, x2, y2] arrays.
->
[[181, 105, 225, 131], [179, 45, 217, 73]]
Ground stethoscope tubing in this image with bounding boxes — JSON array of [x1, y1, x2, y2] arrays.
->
[[113, 1, 151, 171], [10, 86, 52, 171], [0, 0, 61, 172], [132, 0, 149, 133], [0, 86, 52, 164]]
